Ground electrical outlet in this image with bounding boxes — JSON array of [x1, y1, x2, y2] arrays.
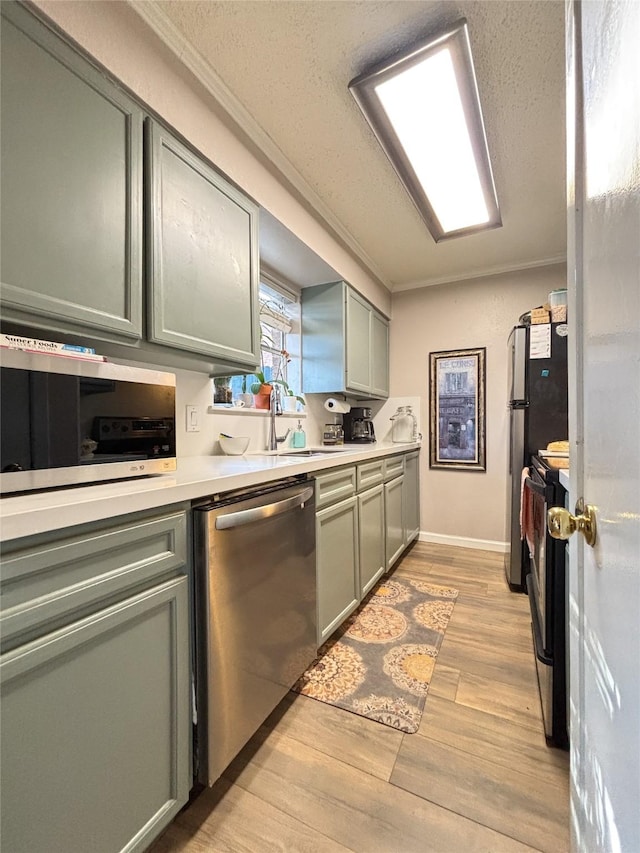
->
[[185, 405, 200, 433]]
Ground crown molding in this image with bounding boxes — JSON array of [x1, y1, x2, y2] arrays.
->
[[127, 0, 392, 292], [392, 254, 567, 292]]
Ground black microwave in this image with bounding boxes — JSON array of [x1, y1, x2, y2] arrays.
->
[[0, 348, 177, 494]]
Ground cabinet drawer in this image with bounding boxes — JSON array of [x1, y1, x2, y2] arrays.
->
[[383, 455, 405, 482], [314, 466, 357, 509], [1, 509, 187, 649], [356, 460, 384, 491]]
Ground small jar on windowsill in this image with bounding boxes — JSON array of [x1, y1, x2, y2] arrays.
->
[[213, 377, 232, 404]]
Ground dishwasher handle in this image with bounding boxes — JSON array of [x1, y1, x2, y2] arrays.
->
[[214, 486, 314, 530]]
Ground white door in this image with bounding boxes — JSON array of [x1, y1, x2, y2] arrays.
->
[[566, 1, 640, 850]]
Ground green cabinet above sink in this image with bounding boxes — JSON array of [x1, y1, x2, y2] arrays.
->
[[301, 281, 389, 400]]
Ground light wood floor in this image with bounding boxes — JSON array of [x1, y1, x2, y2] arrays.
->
[[151, 542, 570, 853]]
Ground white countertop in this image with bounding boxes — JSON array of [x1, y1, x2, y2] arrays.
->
[[559, 468, 570, 491], [0, 442, 421, 542]]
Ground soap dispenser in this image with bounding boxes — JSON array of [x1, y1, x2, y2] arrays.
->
[[292, 420, 306, 448]]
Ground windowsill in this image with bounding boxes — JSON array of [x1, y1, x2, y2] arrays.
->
[[208, 406, 307, 418]]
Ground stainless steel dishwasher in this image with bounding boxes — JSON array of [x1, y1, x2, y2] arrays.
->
[[194, 476, 316, 785]]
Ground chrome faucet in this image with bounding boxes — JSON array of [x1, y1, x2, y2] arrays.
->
[[267, 386, 291, 450]]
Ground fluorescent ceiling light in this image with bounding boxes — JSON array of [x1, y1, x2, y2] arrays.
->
[[349, 20, 501, 242]]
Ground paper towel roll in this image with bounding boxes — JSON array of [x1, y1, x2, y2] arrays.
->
[[324, 397, 351, 414]]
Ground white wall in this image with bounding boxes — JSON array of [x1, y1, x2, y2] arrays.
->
[[32, 0, 391, 318], [390, 263, 566, 549], [168, 378, 419, 457]]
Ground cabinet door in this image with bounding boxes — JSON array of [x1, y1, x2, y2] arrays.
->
[[0, 577, 190, 853], [316, 497, 359, 645], [358, 484, 385, 597], [300, 281, 346, 395], [403, 451, 421, 544], [0, 4, 143, 340], [146, 121, 260, 368], [370, 311, 390, 398], [385, 475, 405, 571], [345, 288, 372, 394]]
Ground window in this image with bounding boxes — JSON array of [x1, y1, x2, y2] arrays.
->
[[215, 278, 301, 405], [258, 281, 294, 387]]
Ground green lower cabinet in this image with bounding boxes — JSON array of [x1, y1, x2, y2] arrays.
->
[[358, 484, 386, 597], [403, 451, 421, 544], [385, 475, 405, 571], [0, 576, 190, 853], [316, 496, 359, 646], [315, 451, 419, 644]]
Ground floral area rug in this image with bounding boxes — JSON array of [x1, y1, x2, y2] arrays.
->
[[292, 578, 459, 733]]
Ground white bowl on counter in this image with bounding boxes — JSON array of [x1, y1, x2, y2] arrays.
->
[[219, 435, 250, 456]]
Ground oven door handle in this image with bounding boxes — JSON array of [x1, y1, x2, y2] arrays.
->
[[524, 477, 546, 496], [526, 575, 553, 665]]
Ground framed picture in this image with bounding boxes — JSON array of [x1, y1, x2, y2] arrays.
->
[[429, 347, 486, 471]]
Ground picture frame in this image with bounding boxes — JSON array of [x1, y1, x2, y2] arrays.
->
[[429, 347, 486, 471]]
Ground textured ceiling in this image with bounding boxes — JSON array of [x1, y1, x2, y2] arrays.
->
[[145, 0, 566, 291]]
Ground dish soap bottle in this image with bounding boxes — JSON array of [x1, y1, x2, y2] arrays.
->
[[292, 420, 306, 448]]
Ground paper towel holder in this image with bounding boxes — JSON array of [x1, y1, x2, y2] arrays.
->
[[324, 397, 351, 414]]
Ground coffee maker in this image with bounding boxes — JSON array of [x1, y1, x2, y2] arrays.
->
[[342, 407, 376, 443]]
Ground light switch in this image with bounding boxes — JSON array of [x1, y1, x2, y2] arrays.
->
[[185, 405, 200, 433]]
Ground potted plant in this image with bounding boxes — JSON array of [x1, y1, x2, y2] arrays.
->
[[270, 347, 304, 411], [250, 343, 304, 411], [250, 370, 273, 410], [280, 382, 305, 413]]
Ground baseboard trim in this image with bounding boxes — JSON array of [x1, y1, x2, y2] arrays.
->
[[418, 531, 508, 553]]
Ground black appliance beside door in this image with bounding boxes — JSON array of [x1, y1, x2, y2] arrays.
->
[[524, 455, 568, 749], [505, 323, 568, 589]]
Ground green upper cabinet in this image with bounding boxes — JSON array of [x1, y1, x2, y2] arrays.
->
[[1, 4, 260, 374], [0, 2, 143, 341], [370, 310, 390, 398], [146, 120, 260, 368], [345, 289, 372, 394], [302, 280, 389, 399]]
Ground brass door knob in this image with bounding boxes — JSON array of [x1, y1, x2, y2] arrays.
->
[[547, 498, 597, 547]]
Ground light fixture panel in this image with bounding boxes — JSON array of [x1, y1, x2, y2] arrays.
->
[[349, 20, 501, 242]]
